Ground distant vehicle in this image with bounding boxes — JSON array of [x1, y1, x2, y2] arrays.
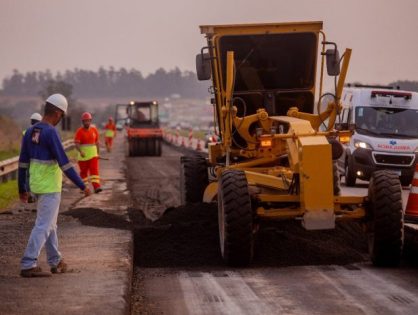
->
[[115, 101, 163, 156], [116, 121, 124, 131], [336, 85, 418, 186]]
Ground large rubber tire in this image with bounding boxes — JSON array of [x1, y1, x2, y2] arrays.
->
[[129, 139, 139, 157], [345, 156, 357, 187], [366, 170, 403, 267], [138, 139, 146, 156], [400, 174, 413, 187], [156, 139, 162, 156], [128, 139, 134, 157], [218, 170, 254, 266], [180, 155, 208, 205]]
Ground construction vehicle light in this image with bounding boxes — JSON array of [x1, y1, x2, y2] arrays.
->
[[261, 139, 272, 147], [339, 135, 351, 143], [153, 101, 157, 105], [130, 101, 135, 105]]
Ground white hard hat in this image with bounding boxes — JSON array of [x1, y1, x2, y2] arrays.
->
[[46, 93, 68, 114], [30, 113, 42, 121]]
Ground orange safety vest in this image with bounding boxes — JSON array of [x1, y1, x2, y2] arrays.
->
[[74, 126, 99, 161]]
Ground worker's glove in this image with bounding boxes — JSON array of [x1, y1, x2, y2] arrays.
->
[[83, 188, 91, 197]]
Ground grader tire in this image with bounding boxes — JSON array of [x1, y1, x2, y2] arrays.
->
[[180, 155, 208, 205], [367, 170, 403, 267], [218, 170, 253, 266]]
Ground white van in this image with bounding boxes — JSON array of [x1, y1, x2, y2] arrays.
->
[[337, 85, 418, 186]]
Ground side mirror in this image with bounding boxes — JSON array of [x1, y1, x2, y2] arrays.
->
[[325, 49, 340, 76], [196, 53, 211, 81]]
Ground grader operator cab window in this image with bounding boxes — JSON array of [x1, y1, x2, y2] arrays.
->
[[218, 32, 317, 117], [219, 33, 317, 91]]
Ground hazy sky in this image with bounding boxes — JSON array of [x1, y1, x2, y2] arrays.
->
[[1, 0, 418, 86]]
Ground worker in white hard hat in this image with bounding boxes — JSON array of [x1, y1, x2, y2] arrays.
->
[[22, 113, 43, 136], [18, 93, 91, 278], [30, 112, 42, 125]]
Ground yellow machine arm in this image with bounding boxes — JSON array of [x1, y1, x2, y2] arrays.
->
[[287, 48, 352, 131]]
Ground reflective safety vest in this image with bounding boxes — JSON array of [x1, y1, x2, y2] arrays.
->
[[105, 129, 115, 138], [17, 122, 82, 194], [104, 122, 116, 138], [78, 143, 98, 161], [74, 126, 99, 161], [29, 159, 62, 193]]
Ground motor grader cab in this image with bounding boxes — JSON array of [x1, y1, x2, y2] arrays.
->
[[181, 21, 404, 267], [120, 101, 162, 156]]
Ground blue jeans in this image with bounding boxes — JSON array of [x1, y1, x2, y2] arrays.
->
[[21, 193, 62, 270]]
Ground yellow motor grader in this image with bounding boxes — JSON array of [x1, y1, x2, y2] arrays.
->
[[180, 21, 403, 267]]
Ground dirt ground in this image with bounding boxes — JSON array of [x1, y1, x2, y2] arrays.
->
[[127, 144, 384, 315]]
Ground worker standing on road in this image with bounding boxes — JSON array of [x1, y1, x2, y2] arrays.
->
[[18, 94, 91, 278], [22, 112, 42, 136], [74, 112, 102, 193], [104, 116, 116, 152]]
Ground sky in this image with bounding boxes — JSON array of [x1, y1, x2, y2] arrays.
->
[[1, 0, 418, 86]]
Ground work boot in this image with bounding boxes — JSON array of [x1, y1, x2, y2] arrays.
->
[[50, 259, 68, 274], [94, 187, 103, 194], [20, 267, 51, 278]]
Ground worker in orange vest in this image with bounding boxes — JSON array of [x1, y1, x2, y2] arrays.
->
[[104, 116, 117, 152], [74, 112, 102, 193]]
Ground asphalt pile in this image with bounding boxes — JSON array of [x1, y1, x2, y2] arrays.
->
[[130, 202, 369, 268], [131, 203, 222, 267]]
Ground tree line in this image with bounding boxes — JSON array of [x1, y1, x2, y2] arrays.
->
[[1, 67, 209, 99]]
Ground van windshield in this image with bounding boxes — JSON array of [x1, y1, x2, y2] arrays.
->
[[355, 107, 418, 138]]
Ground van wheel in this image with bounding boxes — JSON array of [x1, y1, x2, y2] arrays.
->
[[345, 157, 357, 187], [400, 174, 413, 186], [366, 170, 403, 267]]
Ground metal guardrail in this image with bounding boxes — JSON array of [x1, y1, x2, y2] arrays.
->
[[0, 139, 75, 183]]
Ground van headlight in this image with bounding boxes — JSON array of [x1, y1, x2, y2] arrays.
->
[[354, 140, 372, 149]]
